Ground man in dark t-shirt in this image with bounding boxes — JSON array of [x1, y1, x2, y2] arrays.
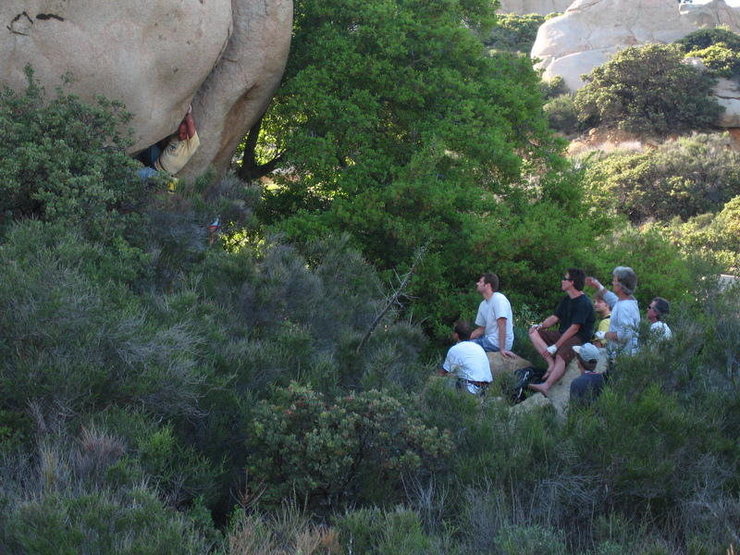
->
[[527, 268, 595, 395]]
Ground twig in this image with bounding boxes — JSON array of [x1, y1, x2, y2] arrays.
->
[[355, 245, 427, 354]]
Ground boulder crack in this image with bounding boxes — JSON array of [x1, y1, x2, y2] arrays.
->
[[7, 11, 33, 35], [36, 13, 65, 22]]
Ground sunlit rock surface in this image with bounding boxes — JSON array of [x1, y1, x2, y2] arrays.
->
[[1, 1, 292, 177]]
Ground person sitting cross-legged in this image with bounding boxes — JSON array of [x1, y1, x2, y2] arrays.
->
[[528, 268, 595, 396], [439, 320, 493, 396]]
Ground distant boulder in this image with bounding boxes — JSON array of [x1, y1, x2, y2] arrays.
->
[[531, 0, 740, 129], [497, 0, 573, 15], [0, 1, 292, 178], [532, 0, 740, 90]]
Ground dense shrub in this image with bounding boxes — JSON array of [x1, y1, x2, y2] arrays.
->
[[2, 487, 212, 554], [0, 67, 147, 241], [584, 225, 696, 307], [244, 383, 453, 514], [544, 93, 580, 134], [574, 44, 722, 137], [334, 507, 433, 553], [485, 13, 546, 53], [684, 43, 740, 81], [0, 430, 217, 553], [540, 75, 570, 99], [676, 28, 740, 52], [226, 504, 339, 554], [582, 133, 740, 223], [661, 195, 740, 273], [0, 223, 210, 422]]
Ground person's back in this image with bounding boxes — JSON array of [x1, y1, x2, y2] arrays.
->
[[441, 321, 492, 395]]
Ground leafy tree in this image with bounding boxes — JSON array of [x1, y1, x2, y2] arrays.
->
[[235, 0, 592, 336], [574, 44, 723, 137]]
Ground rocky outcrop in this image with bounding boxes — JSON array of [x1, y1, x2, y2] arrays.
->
[[714, 78, 740, 128], [497, 0, 573, 15], [532, 0, 740, 91], [1, 1, 292, 178], [531, 0, 740, 129], [487, 351, 532, 376], [510, 359, 583, 420]]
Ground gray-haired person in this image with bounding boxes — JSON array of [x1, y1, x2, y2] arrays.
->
[[586, 266, 640, 358]]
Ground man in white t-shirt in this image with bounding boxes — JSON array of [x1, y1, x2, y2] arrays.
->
[[439, 321, 493, 395], [469, 273, 515, 357]]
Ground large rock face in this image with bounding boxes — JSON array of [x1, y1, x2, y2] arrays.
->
[[1, 1, 292, 177], [531, 0, 740, 129], [532, 0, 740, 91], [497, 0, 573, 15]]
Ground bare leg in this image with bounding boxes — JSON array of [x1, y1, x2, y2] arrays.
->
[[529, 355, 566, 396], [528, 327, 555, 374]]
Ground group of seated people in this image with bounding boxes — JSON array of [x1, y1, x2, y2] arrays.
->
[[440, 267, 673, 403]]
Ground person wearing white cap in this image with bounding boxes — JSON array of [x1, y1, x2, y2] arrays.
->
[[569, 342, 606, 404]]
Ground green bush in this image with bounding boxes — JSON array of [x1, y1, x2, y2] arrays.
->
[[574, 44, 722, 137], [2, 487, 211, 554], [485, 13, 546, 53], [85, 409, 223, 507], [0, 66, 147, 241], [0, 223, 210, 422], [582, 133, 740, 224], [334, 507, 432, 554], [585, 225, 696, 307], [495, 524, 567, 554], [244, 383, 453, 513], [226, 504, 338, 554], [544, 93, 580, 134], [684, 43, 740, 81], [676, 27, 740, 56], [661, 195, 740, 273], [541, 75, 570, 99]]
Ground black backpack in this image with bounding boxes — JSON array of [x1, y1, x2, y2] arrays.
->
[[510, 366, 546, 404]]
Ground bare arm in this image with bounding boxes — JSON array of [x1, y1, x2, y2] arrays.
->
[[470, 326, 485, 340], [497, 317, 514, 358]]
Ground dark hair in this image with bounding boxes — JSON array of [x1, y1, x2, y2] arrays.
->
[[480, 273, 500, 292], [652, 297, 670, 319], [567, 268, 586, 291], [453, 320, 475, 341]]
